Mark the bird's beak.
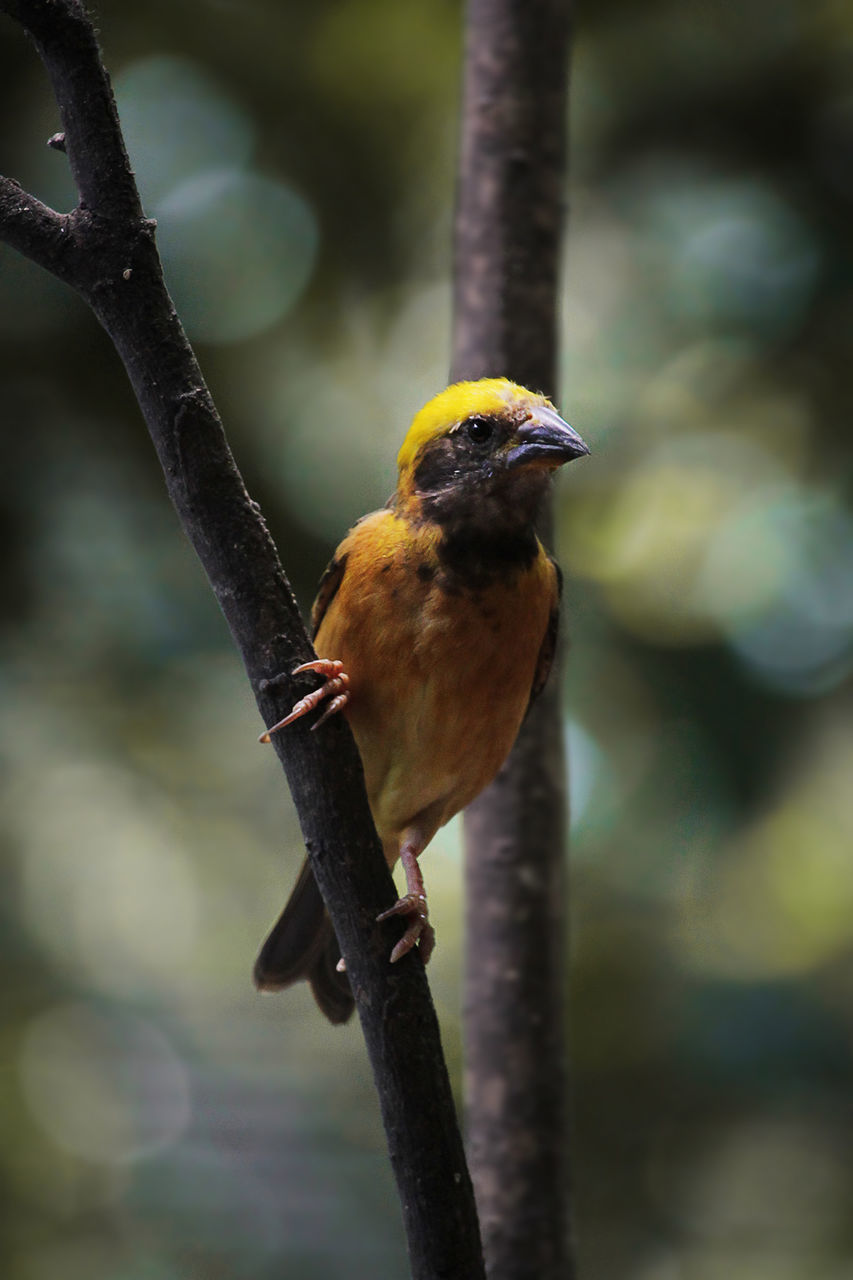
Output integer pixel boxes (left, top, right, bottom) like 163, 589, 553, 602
506, 406, 590, 469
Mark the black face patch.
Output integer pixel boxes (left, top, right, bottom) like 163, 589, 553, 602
412, 413, 513, 497
412, 437, 461, 495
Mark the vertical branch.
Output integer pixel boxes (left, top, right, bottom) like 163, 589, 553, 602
451, 1, 574, 1277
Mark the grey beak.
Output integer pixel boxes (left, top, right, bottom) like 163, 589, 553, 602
506, 406, 590, 468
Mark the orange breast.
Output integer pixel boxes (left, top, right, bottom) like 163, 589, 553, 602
314, 510, 557, 858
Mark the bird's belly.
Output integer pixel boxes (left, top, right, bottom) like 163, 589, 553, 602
329, 573, 551, 849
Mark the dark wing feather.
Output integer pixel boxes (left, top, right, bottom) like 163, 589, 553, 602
527, 558, 562, 712
310, 552, 348, 638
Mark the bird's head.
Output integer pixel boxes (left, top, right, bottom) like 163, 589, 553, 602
395, 378, 589, 524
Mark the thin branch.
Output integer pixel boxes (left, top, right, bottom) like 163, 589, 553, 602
0, 179, 77, 279
452, 0, 575, 1277
0, 2, 484, 1276
5, 0, 141, 216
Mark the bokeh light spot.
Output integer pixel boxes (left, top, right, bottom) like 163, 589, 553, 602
19, 762, 200, 993
713, 492, 853, 694
678, 799, 853, 981
155, 169, 319, 343
114, 55, 255, 208
19, 1003, 191, 1164
621, 160, 821, 342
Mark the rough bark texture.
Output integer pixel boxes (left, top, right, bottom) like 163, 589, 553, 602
0, 3, 484, 1276
451, 1, 574, 1276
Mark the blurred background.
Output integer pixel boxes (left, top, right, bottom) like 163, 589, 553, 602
1, 0, 852, 1276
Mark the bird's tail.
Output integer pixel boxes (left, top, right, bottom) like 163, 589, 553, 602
253, 858, 355, 1025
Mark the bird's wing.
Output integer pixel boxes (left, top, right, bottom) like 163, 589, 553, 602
311, 509, 400, 640
310, 552, 349, 638
527, 558, 562, 711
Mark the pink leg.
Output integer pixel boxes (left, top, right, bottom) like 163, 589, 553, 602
377, 837, 436, 964
259, 659, 350, 742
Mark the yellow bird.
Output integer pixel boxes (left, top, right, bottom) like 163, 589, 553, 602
255, 378, 588, 1022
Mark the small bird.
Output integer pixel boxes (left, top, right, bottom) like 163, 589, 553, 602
255, 378, 588, 1022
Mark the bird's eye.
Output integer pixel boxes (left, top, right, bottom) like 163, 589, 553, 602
466, 416, 493, 444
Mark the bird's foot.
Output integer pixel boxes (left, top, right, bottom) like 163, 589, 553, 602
377, 892, 436, 965
259, 659, 350, 741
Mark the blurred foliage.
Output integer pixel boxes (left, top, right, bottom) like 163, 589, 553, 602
1, 0, 852, 1277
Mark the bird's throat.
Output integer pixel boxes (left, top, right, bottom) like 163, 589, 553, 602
395, 465, 550, 589
435, 518, 540, 590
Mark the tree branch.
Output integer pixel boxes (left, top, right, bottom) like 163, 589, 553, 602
0, 2, 484, 1276
5, 0, 141, 216
0, 179, 78, 279
452, 1, 575, 1277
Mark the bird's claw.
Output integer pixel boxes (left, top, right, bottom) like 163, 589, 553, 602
259, 659, 350, 741
377, 892, 436, 965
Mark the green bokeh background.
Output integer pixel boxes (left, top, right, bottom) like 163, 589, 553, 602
2, 1, 852, 1277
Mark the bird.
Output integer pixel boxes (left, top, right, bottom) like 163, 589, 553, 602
254, 377, 589, 1023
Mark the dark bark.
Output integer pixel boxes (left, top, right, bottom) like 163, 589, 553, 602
0, 3, 484, 1276
452, 1, 575, 1277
